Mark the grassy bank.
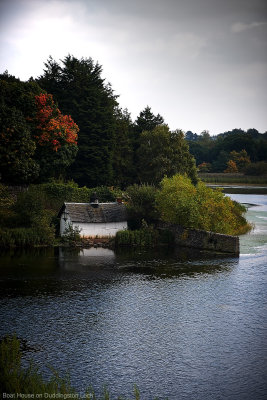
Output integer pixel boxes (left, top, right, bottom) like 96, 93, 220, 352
198, 173, 267, 184
0, 335, 165, 399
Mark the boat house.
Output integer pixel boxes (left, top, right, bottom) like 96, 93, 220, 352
58, 200, 128, 238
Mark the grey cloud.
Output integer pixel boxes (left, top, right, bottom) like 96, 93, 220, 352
232, 21, 267, 33
0, 0, 266, 133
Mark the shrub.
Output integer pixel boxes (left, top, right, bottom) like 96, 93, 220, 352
61, 224, 81, 246
0, 225, 55, 247
155, 174, 252, 235
115, 226, 159, 247
244, 161, 267, 176
125, 184, 158, 229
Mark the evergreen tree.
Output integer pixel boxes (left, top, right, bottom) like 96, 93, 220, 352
37, 55, 118, 187
134, 106, 164, 133
130, 106, 164, 182
112, 108, 134, 187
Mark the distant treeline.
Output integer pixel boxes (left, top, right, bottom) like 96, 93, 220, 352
185, 129, 267, 174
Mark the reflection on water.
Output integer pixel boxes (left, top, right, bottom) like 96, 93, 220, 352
0, 192, 266, 400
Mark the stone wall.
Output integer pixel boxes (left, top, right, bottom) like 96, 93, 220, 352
158, 221, 239, 254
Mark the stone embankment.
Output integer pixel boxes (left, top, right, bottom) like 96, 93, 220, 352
158, 221, 239, 254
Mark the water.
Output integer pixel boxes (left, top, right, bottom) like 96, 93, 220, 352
0, 192, 267, 400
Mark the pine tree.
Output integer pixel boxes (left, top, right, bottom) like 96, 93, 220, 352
37, 55, 118, 187
112, 108, 134, 187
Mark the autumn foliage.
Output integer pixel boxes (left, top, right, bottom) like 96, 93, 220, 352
0, 73, 80, 183
35, 93, 79, 151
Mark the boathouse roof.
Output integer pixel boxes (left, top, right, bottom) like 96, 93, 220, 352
59, 202, 127, 223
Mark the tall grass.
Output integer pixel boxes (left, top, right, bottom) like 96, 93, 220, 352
0, 227, 55, 248
115, 227, 174, 247
116, 228, 159, 247
0, 335, 165, 399
198, 173, 267, 184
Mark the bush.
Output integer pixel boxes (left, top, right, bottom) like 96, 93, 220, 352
0, 225, 55, 247
61, 224, 81, 246
244, 161, 267, 176
125, 184, 158, 229
155, 174, 252, 235
115, 225, 159, 247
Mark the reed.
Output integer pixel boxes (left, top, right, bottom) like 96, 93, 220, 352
198, 173, 267, 184
0, 227, 55, 248
115, 227, 174, 247
0, 335, 165, 399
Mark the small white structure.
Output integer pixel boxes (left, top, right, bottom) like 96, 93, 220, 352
58, 201, 128, 238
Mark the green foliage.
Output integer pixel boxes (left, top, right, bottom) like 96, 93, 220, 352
229, 149, 251, 171
244, 161, 267, 176
13, 187, 47, 226
0, 225, 55, 247
61, 224, 81, 245
116, 224, 159, 247
0, 100, 39, 184
0, 72, 78, 184
37, 55, 118, 187
115, 222, 174, 247
155, 174, 252, 235
134, 106, 164, 133
13, 182, 118, 216
0, 334, 78, 395
0, 182, 120, 247
198, 173, 267, 184
137, 125, 198, 185
112, 108, 134, 187
187, 129, 267, 173
0, 184, 16, 227
125, 184, 158, 229
0, 335, 163, 399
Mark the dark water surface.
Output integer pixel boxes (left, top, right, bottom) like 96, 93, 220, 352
0, 192, 267, 400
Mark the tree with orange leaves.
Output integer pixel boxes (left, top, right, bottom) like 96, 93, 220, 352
224, 160, 238, 173
0, 73, 79, 183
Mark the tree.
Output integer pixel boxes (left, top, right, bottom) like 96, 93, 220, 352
136, 125, 198, 185
155, 174, 251, 235
228, 149, 251, 171
0, 107, 39, 183
199, 130, 212, 147
125, 184, 158, 229
0, 72, 79, 183
244, 161, 267, 176
198, 162, 212, 172
112, 108, 134, 187
224, 160, 238, 173
34, 93, 79, 179
37, 55, 118, 186
211, 150, 229, 172
134, 106, 164, 133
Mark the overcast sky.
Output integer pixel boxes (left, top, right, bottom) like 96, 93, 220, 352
0, 0, 267, 135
